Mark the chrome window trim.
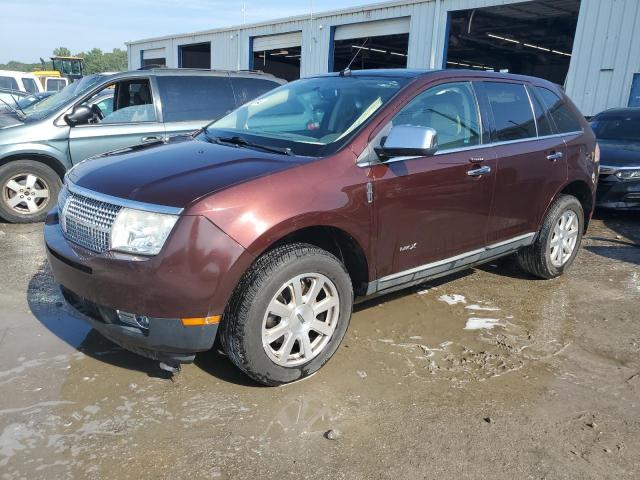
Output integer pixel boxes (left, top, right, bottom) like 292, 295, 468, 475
377, 232, 536, 284
66, 181, 183, 216
365, 131, 584, 165
524, 84, 539, 138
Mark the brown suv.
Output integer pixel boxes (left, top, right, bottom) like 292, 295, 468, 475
45, 69, 598, 385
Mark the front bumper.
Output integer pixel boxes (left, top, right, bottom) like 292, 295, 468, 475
596, 175, 640, 210
45, 208, 253, 362
61, 286, 217, 364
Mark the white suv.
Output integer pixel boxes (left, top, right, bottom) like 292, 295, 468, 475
0, 70, 44, 94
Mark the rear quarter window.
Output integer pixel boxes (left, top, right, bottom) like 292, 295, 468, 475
534, 87, 583, 134
157, 75, 236, 123
483, 82, 537, 142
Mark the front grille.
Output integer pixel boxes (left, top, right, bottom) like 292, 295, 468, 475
59, 187, 121, 253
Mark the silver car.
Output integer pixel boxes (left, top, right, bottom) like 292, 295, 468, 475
0, 69, 284, 223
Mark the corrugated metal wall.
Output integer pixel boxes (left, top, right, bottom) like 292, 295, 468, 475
127, 0, 640, 116
565, 0, 640, 115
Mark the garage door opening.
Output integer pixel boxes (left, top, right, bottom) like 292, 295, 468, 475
179, 42, 211, 69
141, 48, 166, 69
445, 0, 580, 85
332, 33, 409, 71
331, 17, 410, 72
252, 32, 302, 81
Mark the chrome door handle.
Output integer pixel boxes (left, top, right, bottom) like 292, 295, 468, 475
546, 152, 563, 161
141, 136, 163, 143
467, 165, 491, 177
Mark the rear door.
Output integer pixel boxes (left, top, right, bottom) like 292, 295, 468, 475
68, 77, 165, 163
158, 75, 237, 138
477, 80, 567, 244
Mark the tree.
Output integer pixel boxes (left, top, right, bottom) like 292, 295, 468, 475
0, 46, 128, 75
53, 47, 72, 57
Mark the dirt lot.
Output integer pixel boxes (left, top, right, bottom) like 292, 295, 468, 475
0, 212, 639, 479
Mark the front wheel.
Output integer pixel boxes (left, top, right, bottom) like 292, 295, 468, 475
0, 160, 61, 223
220, 243, 353, 386
517, 194, 584, 279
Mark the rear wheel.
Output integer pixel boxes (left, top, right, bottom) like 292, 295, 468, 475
517, 194, 584, 279
0, 160, 61, 223
220, 243, 353, 386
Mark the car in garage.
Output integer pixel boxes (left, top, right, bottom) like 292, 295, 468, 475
590, 108, 640, 210
0, 69, 284, 223
44, 69, 598, 385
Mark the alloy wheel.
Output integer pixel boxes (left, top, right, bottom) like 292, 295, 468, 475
262, 273, 340, 367
2, 173, 50, 215
549, 210, 579, 267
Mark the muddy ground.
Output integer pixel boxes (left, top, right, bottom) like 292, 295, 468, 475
1, 212, 639, 479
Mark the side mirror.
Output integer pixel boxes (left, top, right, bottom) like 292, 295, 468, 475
375, 125, 438, 160
64, 105, 93, 126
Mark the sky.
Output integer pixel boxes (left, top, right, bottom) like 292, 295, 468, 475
0, 0, 378, 63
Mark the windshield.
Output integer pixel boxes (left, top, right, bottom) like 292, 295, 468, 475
205, 75, 409, 156
591, 114, 640, 142
21, 74, 104, 121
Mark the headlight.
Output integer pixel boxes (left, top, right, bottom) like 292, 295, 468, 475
110, 208, 179, 255
615, 169, 640, 181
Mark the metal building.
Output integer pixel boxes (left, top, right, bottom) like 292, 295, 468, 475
127, 0, 640, 116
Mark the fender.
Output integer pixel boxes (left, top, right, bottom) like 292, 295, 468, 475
188, 149, 375, 279
0, 141, 71, 172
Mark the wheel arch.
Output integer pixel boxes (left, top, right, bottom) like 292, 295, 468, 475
558, 180, 594, 232
247, 224, 371, 297
0, 152, 67, 180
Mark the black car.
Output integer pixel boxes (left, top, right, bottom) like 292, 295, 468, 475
591, 108, 640, 210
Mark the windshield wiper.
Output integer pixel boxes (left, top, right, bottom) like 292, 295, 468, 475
0, 98, 25, 120
206, 133, 293, 156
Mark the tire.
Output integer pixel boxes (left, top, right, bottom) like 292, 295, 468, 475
0, 160, 61, 223
220, 242, 353, 386
517, 194, 584, 279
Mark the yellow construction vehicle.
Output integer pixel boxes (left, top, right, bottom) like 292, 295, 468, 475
32, 56, 85, 91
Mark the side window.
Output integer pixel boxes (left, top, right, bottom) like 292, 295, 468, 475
483, 82, 536, 142
528, 86, 554, 137
157, 76, 235, 122
230, 78, 281, 106
95, 96, 114, 116
0, 76, 19, 90
534, 87, 583, 134
392, 82, 481, 150
102, 79, 157, 124
46, 78, 67, 91
22, 78, 38, 94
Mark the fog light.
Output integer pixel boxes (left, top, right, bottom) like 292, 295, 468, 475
117, 310, 150, 330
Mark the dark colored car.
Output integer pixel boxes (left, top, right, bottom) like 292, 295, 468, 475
591, 108, 640, 209
0, 70, 284, 223
45, 69, 598, 385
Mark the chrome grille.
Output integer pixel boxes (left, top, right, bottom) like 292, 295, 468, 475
59, 187, 121, 253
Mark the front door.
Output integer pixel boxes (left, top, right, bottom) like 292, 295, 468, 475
370, 81, 496, 285
68, 78, 165, 164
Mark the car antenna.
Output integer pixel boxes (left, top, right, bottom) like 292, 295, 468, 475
340, 37, 369, 76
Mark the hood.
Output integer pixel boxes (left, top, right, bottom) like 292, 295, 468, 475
67, 135, 307, 208
0, 113, 24, 129
598, 139, 640, 169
